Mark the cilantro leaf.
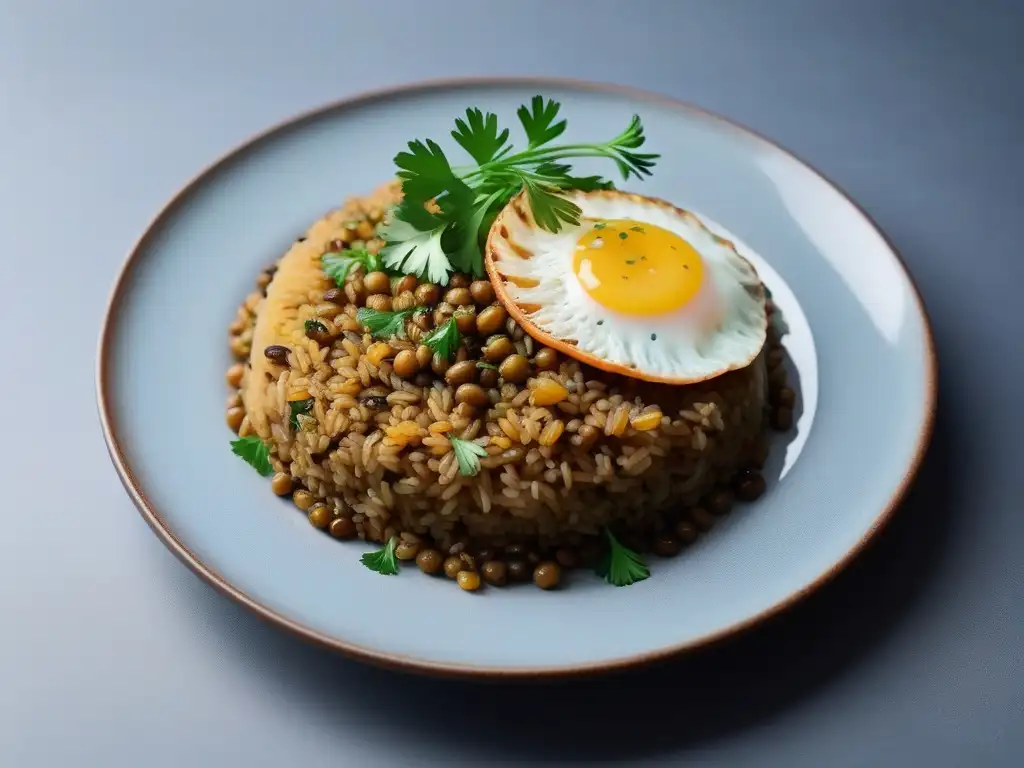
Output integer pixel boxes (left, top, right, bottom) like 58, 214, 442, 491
230, 435, 273, 477
378, 216, 452, 284
421, 317, 461, 361
360, 537, 400, 575
450, 436, 488, 477
288, 398, 314, 430
321, 248, 381, 286
355, 306, 424, 339
476, 361, 498, 371
517, 95, 567, 149
452, 107, 511, 165
595, 528, 650, 587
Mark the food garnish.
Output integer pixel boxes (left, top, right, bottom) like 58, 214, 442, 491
321, 247, 381, 286
450, 436, 488, 477
596, 527, 650, 587
476, 361, 499, 371
360, 536, 400, 575
288, 398, 314, 430
355, 306, 425, 339
303, 319, 328, 336
379, 96, 658, 283
230, 435, 273, 476
421, 317, 461, 361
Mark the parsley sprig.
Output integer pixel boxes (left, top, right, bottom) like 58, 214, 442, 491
360, 536, 400, 575
379, 96, 658, 283
230, 435, 273, 477
421, 317, 461, 361
355, 306, 425, 339
595, 528, 650, 587
450, 436, 488, 477
322, 247, 381, 286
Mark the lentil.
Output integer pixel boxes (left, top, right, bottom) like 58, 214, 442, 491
470, 280, 495, 305
652, 533, 682, 557
674, 519, 699, 544
364, 271, 390, 295
481, 560, 507, 586
270, 473, 292, 496
533, 562, 561, 590
416, 548, 444, 575
293, 489, 315, 511
329, 517, 357, 539
226, 406, 245, 433
393, 349, 419, 378
264, 345, 289, 364
708, 489, 734, 516
478, 367, 499, 389
307, 503, 332, 529
443, 555, 466, 579
364, 293, 392, 312
225, 363, 245, 388
414, 283, 441, 307
445, 361, 477, 387
499, 354, 530, 383
691, 506, 716, 532
454, 306, 477, 334
448, 273, 470, 288
772, 406, 793, 431
393, 274, 417, 296
475, 305, 507, 335
323, 287, 346, 304
457, 571, 482, 593
431, 353, 451, 377
534, 347, 559, 371
395, 540, 420, 560
555, 548, 579, 569
506, 559, 531, 583
455, 383, 489, 407
735, 470, 767, 502
483, 336, 514, 363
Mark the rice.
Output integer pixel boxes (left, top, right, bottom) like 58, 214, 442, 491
228, 182, 779, 560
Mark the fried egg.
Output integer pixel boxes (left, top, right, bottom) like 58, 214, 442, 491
484, 190, 767, 384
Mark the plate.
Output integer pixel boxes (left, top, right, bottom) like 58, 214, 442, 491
97, 78, 936, 678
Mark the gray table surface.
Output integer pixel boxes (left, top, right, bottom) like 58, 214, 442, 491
2, 0, 1022, 765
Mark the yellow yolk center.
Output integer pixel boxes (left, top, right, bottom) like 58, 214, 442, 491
572, 218, 704, 315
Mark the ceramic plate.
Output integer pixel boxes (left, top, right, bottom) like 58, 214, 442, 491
97, 78, 936, 678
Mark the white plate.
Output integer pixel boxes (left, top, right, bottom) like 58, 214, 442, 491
97, 78, 936, 677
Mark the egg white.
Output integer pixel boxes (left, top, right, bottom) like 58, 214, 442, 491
486, 190, 767, 383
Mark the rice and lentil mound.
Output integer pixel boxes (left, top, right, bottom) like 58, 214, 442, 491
225, 182, 795, 590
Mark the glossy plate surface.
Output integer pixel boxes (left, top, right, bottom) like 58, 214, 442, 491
97, 79, 935, 677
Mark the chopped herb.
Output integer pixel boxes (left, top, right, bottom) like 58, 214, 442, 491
669, 245, 677, 250
422, 317, 461, 360
360, 537, 400, 575
683, 264, 689, 270
288, 398, 314, 430
625, 259, 636, 265
476, 361, 499, 371
304, 319, 328, 336
593, 221, 607, 230
650, 333, 657, 341
230, 435, 273, 477
355, 306, 424, 339
295, 413, 318, 433
379, 96, 658, 282
640, 255, 647, 261
296, 236, 307, 242
597, 319, 604, 325
618, 231, 628, 240
629, 226, 645, 233
321, 247, 382, 286
622, 275, 629, 280
595, 528, 650, 587
450, 436, 488, 477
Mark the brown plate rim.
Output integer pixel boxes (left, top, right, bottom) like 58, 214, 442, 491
95, 75, 939, 680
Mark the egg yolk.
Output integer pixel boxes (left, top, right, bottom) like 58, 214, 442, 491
572, 218, 704, 315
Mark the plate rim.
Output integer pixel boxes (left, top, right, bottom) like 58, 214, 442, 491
95, 76, 938, 679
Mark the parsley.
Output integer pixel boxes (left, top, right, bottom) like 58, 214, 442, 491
618, 231, 628, 240
288, 398, 314, 430
592, 221, 607, 230
230, 435, 273, 477
421, 317, 461, 361
625, 259, 636, 265
450, 436, 488, 477
304, 319, 328, 336
360, 537, 400, 575
629, 226, 645, 233
321, 247, 381, 286
476, 361, 498, 371
595, 528, 650, 587
379, 96, 659, 282
355, 306, 424, 339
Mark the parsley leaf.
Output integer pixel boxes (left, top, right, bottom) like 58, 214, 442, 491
595, 528, 650, 587
321, 247, 381, 286
518, 174, 582, 232
517, 95, 567, 149
378, 217, 452, 284
230, 435, 273, 477
421, 317, 461, 361
304, 319, 328, 336
452, 107, 511, 165
450, 436, 488, 477
355, 306, 424, 339
360, 537, 400, 575
288, 398, 314, 430
476, 361, 498, 371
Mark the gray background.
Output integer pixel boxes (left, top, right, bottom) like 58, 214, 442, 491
1, 0, 1021, 765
